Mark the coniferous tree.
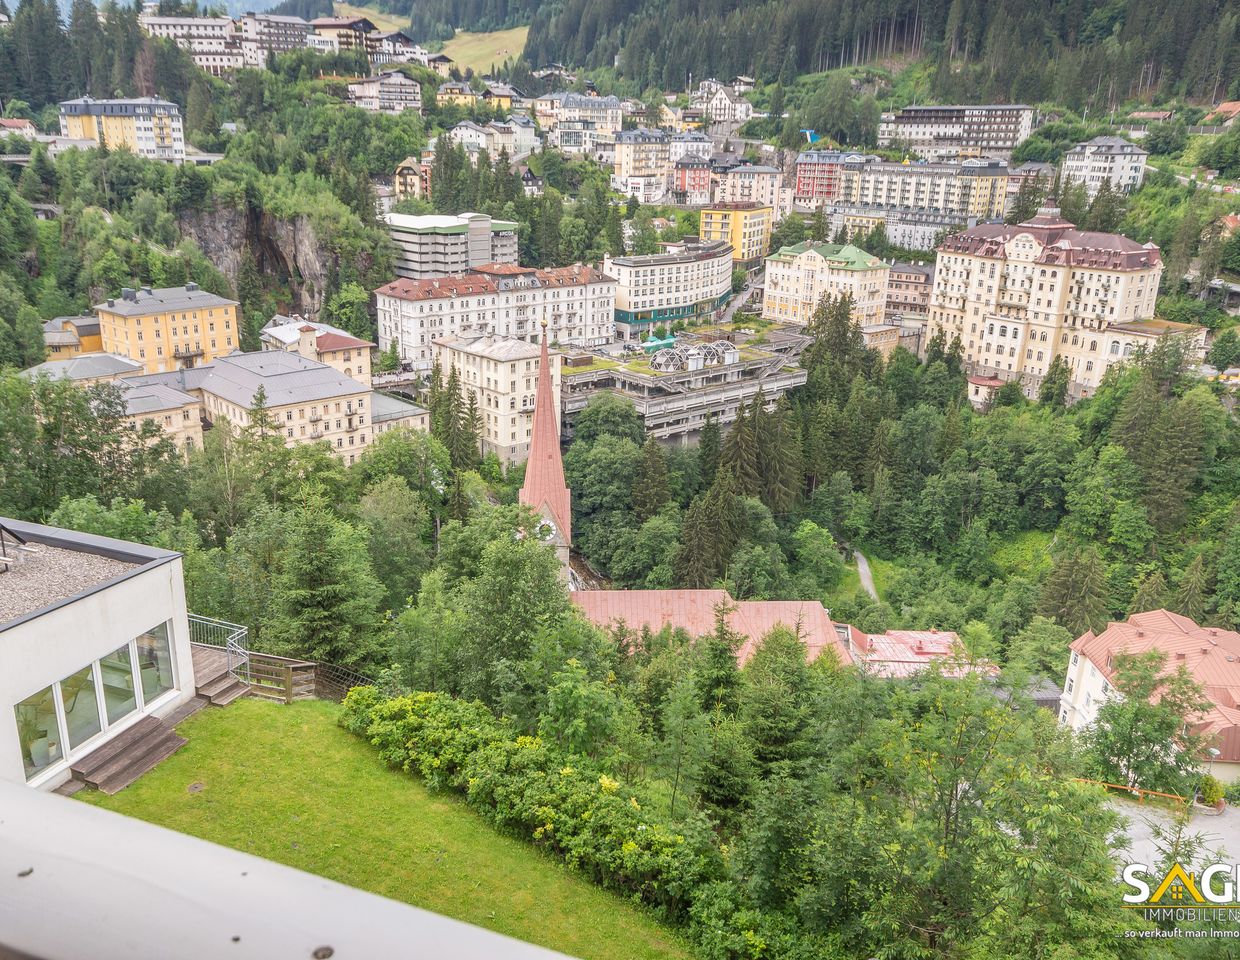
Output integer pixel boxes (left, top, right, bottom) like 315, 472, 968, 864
1175, 554, 1209, 623
1038, 355, 1071, 408
722, 403, 761, 497
761, 401, 804, 514
698, 412, 721, 487
1039, 544, 1110, 637
632, 435, 671, 522
1129, 570, 1168, 614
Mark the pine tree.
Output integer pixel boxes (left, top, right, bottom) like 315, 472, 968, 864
698, 412, 721, 487
1038, 355, 1071, 408
1129, 570, 1168, 614
632, 435, 670, 522
761, 402, 803, 514
261, 493, 383, 668
721, 404, 760, 496
1175, 555, 1209, 623
1039, 545, 1110, 637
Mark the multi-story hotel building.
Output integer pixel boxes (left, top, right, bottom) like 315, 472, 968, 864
614, 128, 669, 178
534, 92, 624, 136
346, 71, 422, 114
793, 151, 1009, 221
762, 242, 890, 326
138, 16, 244, 76
236, 13, 311, 65
715, 165, 792, 219
309, 16, 378, 57
1062, 136, 1148, 199
926, 206, 1204, 399
259, 316, 375, 386
384, 212, 519, 280
878, 104, 1035, 160
671, 156, 712, 205
394, 156, 432, 201
667, 130, 713, 166
430, 335, 562, 465
95, 284, 240, 375
699, 202, 773, 271
602, 238, 733, 340
59, 97, 185, 164
125, 351, 425, 463
885, 261, 935, 323
376, 263, 616, 370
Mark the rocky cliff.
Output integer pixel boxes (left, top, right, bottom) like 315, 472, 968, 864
178, 202, 332, 317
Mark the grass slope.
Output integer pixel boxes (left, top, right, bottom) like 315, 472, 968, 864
332, 2, 409, 34
440, 26, 530, 75
80, 699, 692, 960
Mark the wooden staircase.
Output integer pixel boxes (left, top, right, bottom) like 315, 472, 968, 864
69, 715, 188, 795
191, 644, 250, 706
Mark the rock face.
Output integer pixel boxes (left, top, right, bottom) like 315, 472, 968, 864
179, 202, 330, 316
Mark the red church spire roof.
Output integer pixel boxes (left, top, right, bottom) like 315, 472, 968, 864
519, 322, 571, 546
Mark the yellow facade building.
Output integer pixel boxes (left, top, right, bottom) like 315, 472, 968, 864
41, 317, 103, 359
58, 97, 185, 163
700, 202, 773, 271
96, 284, 241, 375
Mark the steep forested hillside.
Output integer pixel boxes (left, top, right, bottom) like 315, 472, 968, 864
518, 0, 1240, 108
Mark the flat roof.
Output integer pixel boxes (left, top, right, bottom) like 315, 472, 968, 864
0, 518, 180, 632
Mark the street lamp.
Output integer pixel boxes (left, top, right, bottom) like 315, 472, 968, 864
1208, 747, 1221, 775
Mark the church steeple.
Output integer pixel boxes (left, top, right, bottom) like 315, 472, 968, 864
519, 321, 572, 573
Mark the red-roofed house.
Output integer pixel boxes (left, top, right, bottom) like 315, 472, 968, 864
1060, 610, 1240, 780
1206, 101, 1240, 126
260, 315, 376, 386
843, 627, 995, 678
966, 374, 1005, 411
0, 118, 37, 139
572, 589, 849, 666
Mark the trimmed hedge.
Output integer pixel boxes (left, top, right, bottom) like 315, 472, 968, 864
340, 688, 722, 919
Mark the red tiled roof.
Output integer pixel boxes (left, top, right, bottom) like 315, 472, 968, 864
519, 331, 571, 547
571, 589, 850, 666
940, 211, 1161, 271
1207, 101, 1240, 122
0, 118, 36, 130
850, 628, 995, 678
1072, 610, 1240, 761
967, 375, 1005, 388
375, 275, 500, 301
316, 332, 375, 351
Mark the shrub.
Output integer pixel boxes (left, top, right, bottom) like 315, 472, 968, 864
1201, 773, 1225, 807
340, 689, 723, 919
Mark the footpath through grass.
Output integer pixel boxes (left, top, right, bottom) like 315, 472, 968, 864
80, 698, 693, 960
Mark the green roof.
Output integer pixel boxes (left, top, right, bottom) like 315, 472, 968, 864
766, 241, 886, 271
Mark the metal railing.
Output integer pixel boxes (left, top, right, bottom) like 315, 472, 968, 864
188, 614, 250, 685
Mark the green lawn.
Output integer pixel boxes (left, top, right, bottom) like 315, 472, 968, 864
80, 699, 692, 960
333, 2, 410, 33
991, 530, 1054, 581
864, 553, 905, 600
440, 26, 530, 74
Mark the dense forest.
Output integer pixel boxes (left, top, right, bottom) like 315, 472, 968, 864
520, 0, 1240, 108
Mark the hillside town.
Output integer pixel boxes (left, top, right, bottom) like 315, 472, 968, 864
3, 0, 1240, 957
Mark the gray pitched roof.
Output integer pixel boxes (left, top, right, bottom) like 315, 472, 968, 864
21, 353, 144, 381
94, 285, 238, 317
118, 380, 198, 416
201, 351, 366, 407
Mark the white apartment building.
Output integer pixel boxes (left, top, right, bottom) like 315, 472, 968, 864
138, 16, 244, 76
927, 206, 1202, 400
346, 71, 422, 114
431, 335, 562, 464
696, 87, 752, 125
534, 92, 623, 135
613, 127, 669, 181
376, 264, 616, 371
603, 238, 733, 340
1, 519, 198, 790
445, 117, 538, 158
1062, 136, 1148, 198
236, 13, 311, 66
878, 104, 1036, 160
1059, 610, 1240, 782
384, 212, 519, 280
58, 97, 185, 164
667, 130, 713, 166
763, 242, 890, 326
716, 165, 792, 219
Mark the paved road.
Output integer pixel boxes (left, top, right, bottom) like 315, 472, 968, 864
1110, 798, 1240, 865
853, 548, 878, 600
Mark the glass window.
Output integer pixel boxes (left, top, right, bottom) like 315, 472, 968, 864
16, 686, 62, 781
100, 644, 138, 724
136, 622, 175, 704
60, 665, 102, 750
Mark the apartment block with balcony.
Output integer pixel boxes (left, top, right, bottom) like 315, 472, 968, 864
877, 104, 1035, 160
612, 127, 670, 199
236, 12, 311, 65
59, 97, 185, 163
394, 155, 432, 201
671, 156, 712, 205
95, 284, 239, 375
1062, 136, 1148, 199
763, 242, 890, 327
384, 212, 519, 280
346, 70, 422, 115
138, 15, 244, 76
603, 238, 733, 340
534, 92, 623, 136
716, 165, 792, 219
885, 261, 935, 324
376, 263, 616, 370
431, 335, 561, 464
699, 202, 773, 271
926, 206, 1205, 400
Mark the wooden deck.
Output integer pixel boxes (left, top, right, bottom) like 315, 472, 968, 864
69, 715, 188, 795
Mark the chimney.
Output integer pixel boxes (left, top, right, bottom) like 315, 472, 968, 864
107, 298, 114, 307
121, 287, 136, 301
185, 282, 199, 292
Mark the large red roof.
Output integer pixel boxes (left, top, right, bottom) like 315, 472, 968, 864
315, 331, 375, 351
1072, 610, 1240, 761
571, 589, 850, 666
